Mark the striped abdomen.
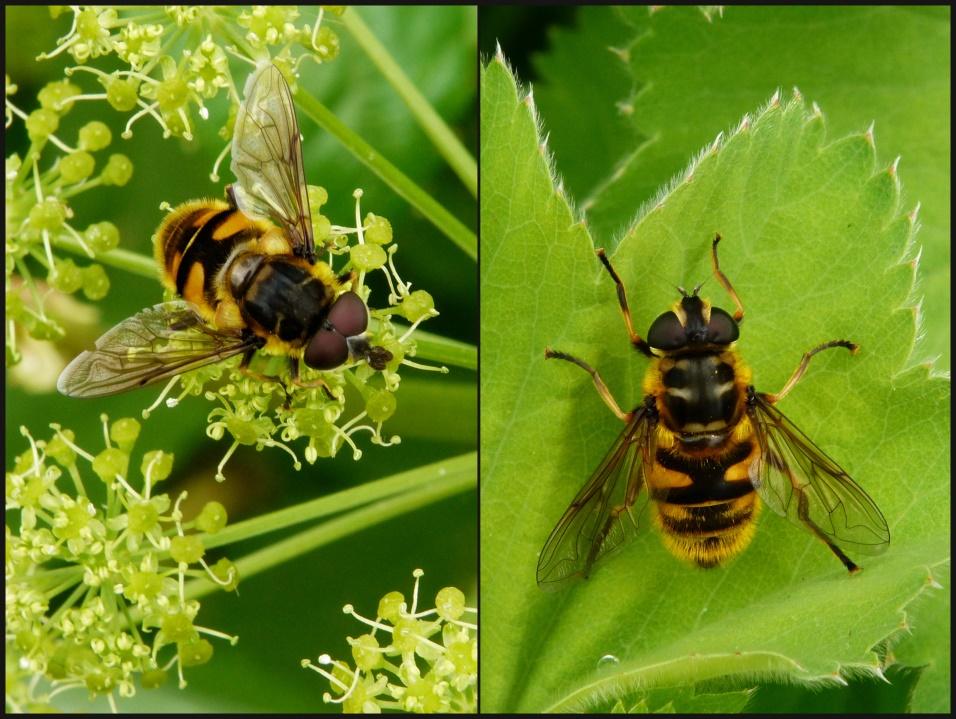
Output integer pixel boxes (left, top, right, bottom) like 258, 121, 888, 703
648, 435, 761, 567
155, 199, 262, 318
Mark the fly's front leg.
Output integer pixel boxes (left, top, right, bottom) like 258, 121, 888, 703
595, 249, 654, 357
237, 350, 295, 406
544, 347, 632, 422
765, 340, 859, 404
711, 234, 745, 321
289, 356, 336, 401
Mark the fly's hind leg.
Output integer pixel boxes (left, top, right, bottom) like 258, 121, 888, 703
225, 184, 240, 210
544, 348, 632, 422
794, 483, 861, 574
583, 495, 642, 578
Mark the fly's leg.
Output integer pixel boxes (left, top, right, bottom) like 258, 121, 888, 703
711, 234, 745, 321
237, 350, 295, 406
583, 500, 638, 579
289, 356, 336, 401
544, 348, 633, 422
794, 482, 861, 574
762, 446, 861, 573
225, 184, 240, 210
765, 340, 859, 404
595, 249, 654, 357
237, 348, 272, 383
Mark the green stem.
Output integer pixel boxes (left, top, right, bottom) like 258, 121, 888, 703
341, 7, 477, 198
187, 452, 475, 596
407, 328, 476, 371
51, 235, 158, 279
202, 452, 475, 550
292, 89, 477, 261
14, 141, 43, 187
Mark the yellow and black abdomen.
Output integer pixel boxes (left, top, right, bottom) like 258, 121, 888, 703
154, 199, 264, 322
648, 439, 761, 568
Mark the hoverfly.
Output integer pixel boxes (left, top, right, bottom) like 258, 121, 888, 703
57, 63, 390, 399
537, 236, 890, 588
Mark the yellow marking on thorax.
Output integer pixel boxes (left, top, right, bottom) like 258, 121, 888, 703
213, 301, 244, 332
256, 228, 294, 256
680, 420, 729, 432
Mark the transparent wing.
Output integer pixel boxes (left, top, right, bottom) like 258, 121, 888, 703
537, 405, 657, 590
57, 302, 258, 398
230, 63, 314, 262
748, 391, 890, 556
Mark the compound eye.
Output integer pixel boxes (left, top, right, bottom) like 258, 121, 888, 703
647, 311, 686, 350
706, 307, 739, 344
304, 328, 349, 369
328, 291, 368, 338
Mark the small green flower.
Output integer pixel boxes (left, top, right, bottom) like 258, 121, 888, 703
77, 120, 112, 151
58, 150, 96, 183
238, 6, 302, 48
114, 21, 165, 70
303, 569, 477, 713
185, 36, 229, 99
101, 153, 133, 185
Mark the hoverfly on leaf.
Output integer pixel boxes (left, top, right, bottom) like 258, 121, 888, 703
538, 236, 889, 589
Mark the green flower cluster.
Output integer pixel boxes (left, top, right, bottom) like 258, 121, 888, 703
5, 417, 238, 712
6, 74, 131, 370
38, 6, 343, 144
303, 569, 477, 713
145, 188, 443, 481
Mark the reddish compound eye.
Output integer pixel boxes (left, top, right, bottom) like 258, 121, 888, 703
327, 291, 368, 337
304, 328, 349, 369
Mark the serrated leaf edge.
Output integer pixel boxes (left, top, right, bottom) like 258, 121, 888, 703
543, 556, 947, 712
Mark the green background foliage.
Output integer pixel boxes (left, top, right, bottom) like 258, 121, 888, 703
5, 6, 475, 712
480, 7, 949, 713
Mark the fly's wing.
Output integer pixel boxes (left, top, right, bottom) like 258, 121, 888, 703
748, 392, 890, 556
536, 405, 657, 590
230, 63, 315, 262
57, 302, 258, 398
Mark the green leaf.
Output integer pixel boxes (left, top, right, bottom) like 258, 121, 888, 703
480, 55, 949, 713
609, 684, 754, 713
742, 664, 919, 713
533, 5, 950, 368
891, 561, 951, 712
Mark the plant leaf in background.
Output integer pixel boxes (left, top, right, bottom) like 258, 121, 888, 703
480, 48, 949, 714
532, 5, 950, 370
